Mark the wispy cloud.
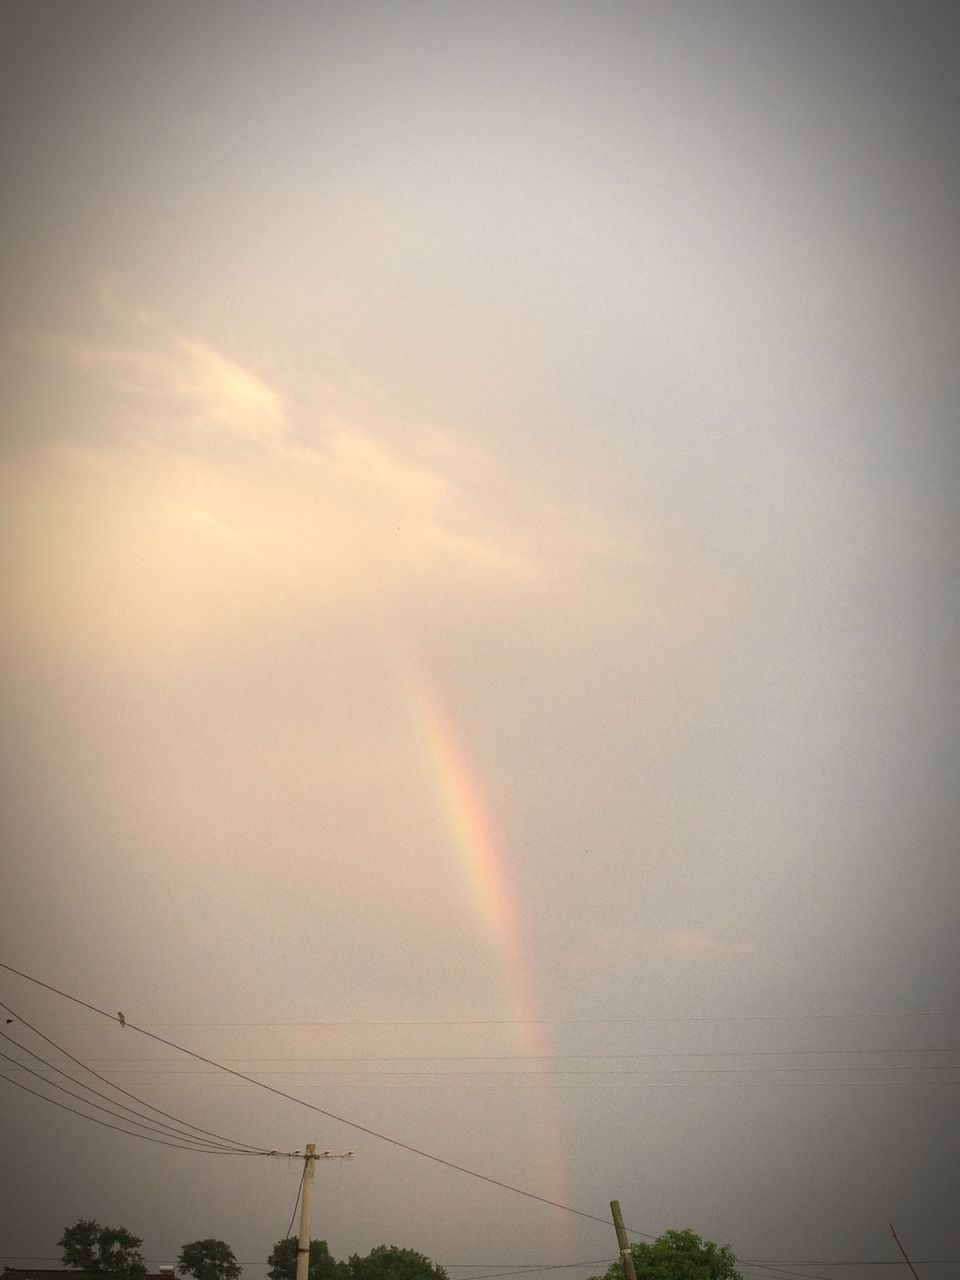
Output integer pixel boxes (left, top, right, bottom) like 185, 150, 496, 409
29, 317, 286, 444
2, 296, 567, 660
173, 335, 286, 440
6, 289, 732, 668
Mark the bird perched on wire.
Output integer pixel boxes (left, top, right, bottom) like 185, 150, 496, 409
117, 1011, 126, 1028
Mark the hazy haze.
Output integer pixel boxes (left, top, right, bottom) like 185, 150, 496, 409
2, 2, 958, 1278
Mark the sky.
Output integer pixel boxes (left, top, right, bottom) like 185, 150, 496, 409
1, 1, 959, 1278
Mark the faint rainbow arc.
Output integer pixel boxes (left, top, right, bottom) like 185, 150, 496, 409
398, 652, 574, 1223
408, 672, 534, 1023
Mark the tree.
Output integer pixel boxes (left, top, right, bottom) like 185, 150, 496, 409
348, 1246, 448, 1280
59, 1219, 147, 1280
267, 1239, 347, 1280
589, 1230, 741, 1280
179, 1241, 242, 1280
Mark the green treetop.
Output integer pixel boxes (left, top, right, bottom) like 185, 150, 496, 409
178, 1240, 242, 1280
589, 1230, 742, 1280
348, 1246, 448, 1280
267, 1238, 348, 1280
59, 1219, 147, 1280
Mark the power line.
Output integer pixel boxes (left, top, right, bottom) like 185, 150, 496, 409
50, 1049, 960, 1070
0, 1047, 264, 1151
284, 1160, 306, 1240
6, 959, 956, 1275
0, 1264, 613, 1272
29, 1014, 960, 1028
0, 997, 269, 1154
442, 1264, 613, 1271
0, 1029, 262, 1150
33, 1065, 957, 1078
741, 1264, 845, 1280
889, 1226, 922, 1280
71, 1077, 960, 1090
0, 959, 655, 1238
447, 1268, 609, 1280
5, 1262, 960, 1271
469, 1262, 645, 1280
0, 1070, 261, 1153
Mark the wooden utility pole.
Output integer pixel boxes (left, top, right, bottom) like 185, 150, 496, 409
610, 1201, 638, 1280
295, 1145, 317, 1280
295, 1145, 354, 1280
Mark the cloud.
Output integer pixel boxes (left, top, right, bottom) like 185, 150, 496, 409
1, 430, 547, 667
29, 307, 286, 444
5, 291, 734, 671
3, 304, 553, 664
173, 335, 287, 440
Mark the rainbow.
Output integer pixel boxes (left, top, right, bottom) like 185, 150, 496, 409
399, 648, 573, 1222
406, 669, 535, 1023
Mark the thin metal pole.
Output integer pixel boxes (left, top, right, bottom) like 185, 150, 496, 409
890, 1224, 921, 1280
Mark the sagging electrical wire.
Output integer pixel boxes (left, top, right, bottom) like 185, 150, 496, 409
284, 1160, 307, 1239
0, 959, 654, 1237
0, 1069, 261, 1153
0, 995, 270, 1153
0, 1031, 258, 1150
0, 1045, 261, 1150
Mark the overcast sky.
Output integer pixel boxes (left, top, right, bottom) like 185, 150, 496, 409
2, 2, 959, 1278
